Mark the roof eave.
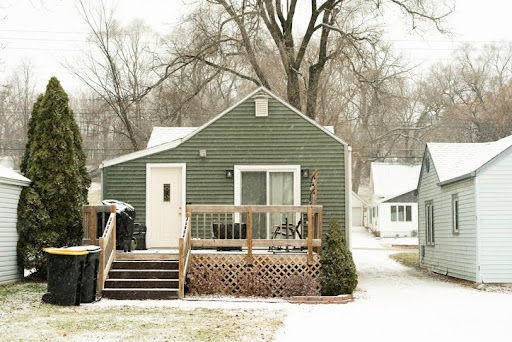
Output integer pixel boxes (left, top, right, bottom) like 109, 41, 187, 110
437, 171, 476, 187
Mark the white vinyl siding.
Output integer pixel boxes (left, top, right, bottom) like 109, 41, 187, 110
0, 183, 23, 285
418, 155, 477, 281
476, 148, 512, 283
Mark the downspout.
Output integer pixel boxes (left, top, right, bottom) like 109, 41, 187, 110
99, 163, 104, 202
345, 145, 352, 250
475, 177, 482, 283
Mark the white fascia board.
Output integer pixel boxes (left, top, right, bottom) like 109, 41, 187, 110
101, 86, 348, 169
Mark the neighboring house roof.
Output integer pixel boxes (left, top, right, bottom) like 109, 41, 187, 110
371, 162, 421, 198
146, 127, 198, 148
427, 134, 512, 185
0, 165, 31, 187
351, 191, 368, 207
101, 87, 348, 168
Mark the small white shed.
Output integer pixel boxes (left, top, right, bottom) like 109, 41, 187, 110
0, 165, 30, 285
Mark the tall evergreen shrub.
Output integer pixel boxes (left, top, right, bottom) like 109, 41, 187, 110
320, 218, 358, 295
17, 77, 89, 276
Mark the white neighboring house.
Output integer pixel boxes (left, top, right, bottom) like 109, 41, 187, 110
0, 165, 30, 285
368, 162, 421, 237
351, 191, 367, 227
418, 135, 512, 283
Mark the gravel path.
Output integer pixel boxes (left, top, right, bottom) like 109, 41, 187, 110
275, 226, 512, 342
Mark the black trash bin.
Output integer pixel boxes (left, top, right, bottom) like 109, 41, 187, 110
102, 200, 136, 252
79, 246, 102, 303
42, 247, 88, 306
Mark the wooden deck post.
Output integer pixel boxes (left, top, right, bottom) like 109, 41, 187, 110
307, 206, 313, 265
178, 237, 184, 299
111, 205, 116, 262
90, 206, 97, 245
318, 211, 323, 255
247, 206, 253, 264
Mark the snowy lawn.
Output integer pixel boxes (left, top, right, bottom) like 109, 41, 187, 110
0, 282, 284, 342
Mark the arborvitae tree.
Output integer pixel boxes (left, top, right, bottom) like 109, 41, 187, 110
20, 94, 44, 174
320, 218, 358, 295
17, 77, 89, 276
69, 108, 91, 204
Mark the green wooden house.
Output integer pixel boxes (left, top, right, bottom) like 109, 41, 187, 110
100, 87, 351, 249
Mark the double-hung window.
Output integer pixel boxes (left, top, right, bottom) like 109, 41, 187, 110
425, 201, 434, 245
452, 194, 459, 234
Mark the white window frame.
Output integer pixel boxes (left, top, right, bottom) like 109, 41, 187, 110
452, 194, 459, 234
390, 205, 413, 222
426, 201, 434, 245
234, 165, 301, 238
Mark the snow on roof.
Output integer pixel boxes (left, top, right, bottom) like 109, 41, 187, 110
428, 134, 512, 184
371, 162, 421, 197
0, 165, 30, 186
146, 127, 198, 148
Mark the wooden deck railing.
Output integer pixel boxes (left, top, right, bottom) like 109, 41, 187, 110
178, 215, 192, 299
185, 205, 323, 264
82, 205, 117, 297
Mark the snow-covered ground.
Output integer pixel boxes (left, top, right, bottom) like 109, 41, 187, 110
275, 226, 512, 342
97, 226, 511, 341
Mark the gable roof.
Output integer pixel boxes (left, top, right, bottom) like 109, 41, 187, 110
371, 162, 421, 198
101, 87, 348, 168
0, 165, 31, 187
427, 134, 512, 185
352, 191, 368, 206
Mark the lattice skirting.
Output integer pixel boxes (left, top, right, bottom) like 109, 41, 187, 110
189, 253, 321, 297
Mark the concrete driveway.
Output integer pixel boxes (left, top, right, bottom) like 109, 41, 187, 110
275, 226, 512, 342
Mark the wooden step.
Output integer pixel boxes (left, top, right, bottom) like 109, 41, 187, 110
108, 269, 179, 279
116, 253, 178, 260
112, 260, 179, 270
102, 288, 179, 300
104, 279, 178, 289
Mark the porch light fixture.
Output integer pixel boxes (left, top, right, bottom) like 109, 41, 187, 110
199, 149, 207, 158
301, 168, 309, 178
226, 169, 234, 179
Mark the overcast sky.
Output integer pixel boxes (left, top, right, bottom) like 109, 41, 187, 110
1, 0, 511, 93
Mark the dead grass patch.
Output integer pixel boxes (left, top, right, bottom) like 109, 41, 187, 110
0, 282, 284, 342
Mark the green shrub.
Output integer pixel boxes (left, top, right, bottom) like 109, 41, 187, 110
320, 218, 358, 295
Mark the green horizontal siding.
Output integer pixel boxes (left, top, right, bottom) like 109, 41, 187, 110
103, 95, 346, 237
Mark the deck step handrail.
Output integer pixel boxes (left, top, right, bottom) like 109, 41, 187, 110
98, 211, 116, 297
178, 215, 192, 299
82, 204, 117, 298
186, 204, 323, 265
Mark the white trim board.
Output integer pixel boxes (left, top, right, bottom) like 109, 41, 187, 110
145, 163, 186, 249
100, 87, 348, 168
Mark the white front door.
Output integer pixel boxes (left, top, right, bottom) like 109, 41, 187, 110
147, 165, 184, 248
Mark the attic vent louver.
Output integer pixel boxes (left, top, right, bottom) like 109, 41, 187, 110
254, 94, 269, 117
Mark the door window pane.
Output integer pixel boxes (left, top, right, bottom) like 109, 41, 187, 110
163, 184, 170, 202
269, 172, 293, 205
241, 172, 266, 205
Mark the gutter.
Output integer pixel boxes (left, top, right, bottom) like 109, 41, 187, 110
437, 171, 476, 187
